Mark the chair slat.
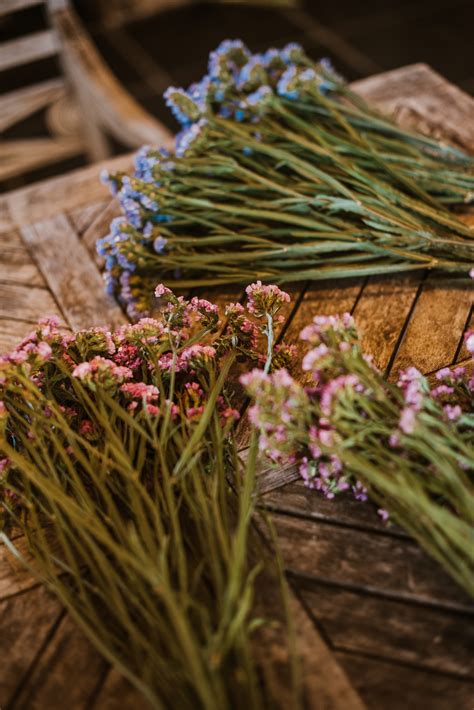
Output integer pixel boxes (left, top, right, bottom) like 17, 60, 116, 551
0, 77, 65, 133
0, 0, 43, 16
0, 29, 58, 71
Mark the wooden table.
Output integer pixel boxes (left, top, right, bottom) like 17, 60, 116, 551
1, 64, 473, 710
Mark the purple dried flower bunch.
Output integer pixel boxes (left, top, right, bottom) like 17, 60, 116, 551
99, 39, 473, 316
243, 318, 474, 595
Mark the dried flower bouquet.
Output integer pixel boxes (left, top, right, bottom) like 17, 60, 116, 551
0, 284, 299, 709
98, 40, 474, 318
243, 316, 474, 596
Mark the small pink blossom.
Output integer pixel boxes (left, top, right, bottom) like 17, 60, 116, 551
155, 284, 172, 298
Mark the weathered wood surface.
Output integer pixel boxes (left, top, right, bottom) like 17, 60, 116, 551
0, 65, 473, 710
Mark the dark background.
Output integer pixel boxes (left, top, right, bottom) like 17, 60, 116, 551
2, 0, 473, 190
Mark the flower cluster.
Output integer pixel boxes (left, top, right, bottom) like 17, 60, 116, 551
242, 316, 474, 512
0, 283, 293, 527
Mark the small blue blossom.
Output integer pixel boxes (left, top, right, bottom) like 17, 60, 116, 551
281, 42, 304, 64
143, 221, 154, 238
277, 66, 299, 99
164, 87, 201, 125
153, 236, 168, 254
176, 118, 208, 157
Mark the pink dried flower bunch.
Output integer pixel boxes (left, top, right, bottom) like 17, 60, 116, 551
0, 283, 291, 528
242, 316, 474, 514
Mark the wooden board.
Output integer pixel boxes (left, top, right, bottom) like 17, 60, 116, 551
0, 65, 473, 710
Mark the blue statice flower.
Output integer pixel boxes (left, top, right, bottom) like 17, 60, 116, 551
236, 55, 267, 91
164, 87, 202, 125
210, 39, 250, 69
133, 145, 159, 183
152, 214, 173, 224
100, 169, 119, 196
116, 251, 136, 272
319, 57, 344, 83
187, 75, 213, 114
240, 85, 273, 121
262, 48, 287, 72
143, 221, 154, 238
139, 195, 158, 212
176, 118, 208, 157
153, 236, 168, 254
219, 104, 234, 119
104, 271, 117, 296
277, 66, 322, 100
242, 147, 253, 156
277, 66, 300, 99
281, 42, 305, 65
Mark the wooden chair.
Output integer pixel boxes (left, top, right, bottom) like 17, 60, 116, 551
0, 0, 173, 184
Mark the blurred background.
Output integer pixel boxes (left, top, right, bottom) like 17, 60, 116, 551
2, 0, 473, 193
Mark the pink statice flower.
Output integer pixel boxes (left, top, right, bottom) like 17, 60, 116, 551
245, 281, 290, 318
73, 357, 132, 389
464, 330, 474, 355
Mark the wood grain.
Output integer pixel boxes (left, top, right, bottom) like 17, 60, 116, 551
12, 614, 108, 710
298, 580, 474, 677
0, 230, 44, 287
0, 586, 63, 707
0, 283, 61, 323
0, 79, 65, 133
262, 480, 408, 538
337, 650, 474, 710
68, 200, 110, 236
21, 214, 127, 330
271, 513, 473, 611
0, 30, 58, 71
390, 275, 474, 375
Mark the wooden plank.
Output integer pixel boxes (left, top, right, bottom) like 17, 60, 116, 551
390, 275, 474, 376
0, 197, 14, 235
353, 63, 474, 151
91, 668, 144, 709
0, 0, 43, 15
0, 30, 59, 72
52, 5, 175, 154
0, 586, 63, 707
271, 513, 474, 611
337, 650, 474, 710
0, 137, 84, 182
0, 78, 66, 133
68, 200, 110, 237
298, 580, 474, 677
21, 214, 127, 330
353, 273, 421, 373
0, 535, 47, 600
282, 279, 365, 366
249, 523, 366, 710
6, 153, 133, 229
262, 480, 408, 538
82, 199, 121, 258
12, 614, 108, 710
0, 230, 44, 287
0, 283, 61, 323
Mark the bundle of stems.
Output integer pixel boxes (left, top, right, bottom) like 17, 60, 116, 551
243, 318, 474, 597
99, 40, 474, 318
0, 285, 299, 708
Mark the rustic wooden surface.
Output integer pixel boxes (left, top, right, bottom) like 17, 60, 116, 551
0, 64, 473, 709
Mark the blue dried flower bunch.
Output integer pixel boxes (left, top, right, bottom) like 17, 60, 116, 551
98, 39, 474, 319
